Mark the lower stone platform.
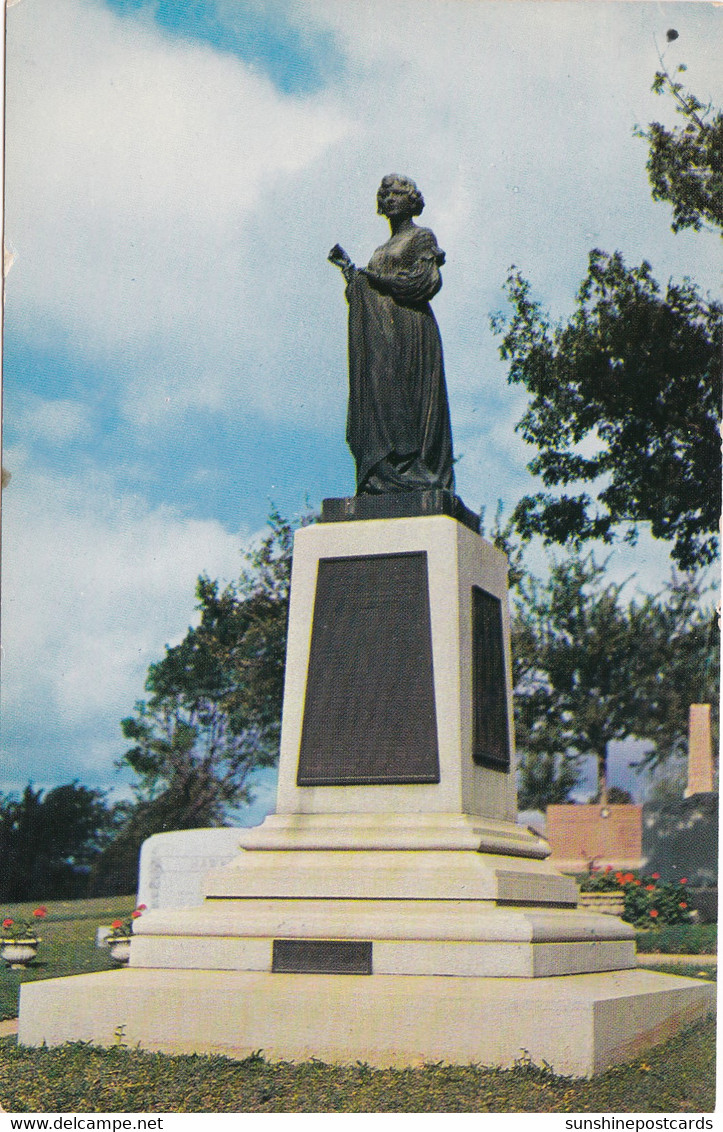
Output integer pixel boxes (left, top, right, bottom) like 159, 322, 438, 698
19, 966, 714, 1078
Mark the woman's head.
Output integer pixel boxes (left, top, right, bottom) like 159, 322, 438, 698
377, 174, 425, 218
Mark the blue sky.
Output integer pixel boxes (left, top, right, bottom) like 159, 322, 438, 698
2, 0, 720, 820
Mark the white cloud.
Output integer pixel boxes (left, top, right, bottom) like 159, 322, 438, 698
17, 396, 94, 445
1, 446, 245, 781
5, 0, 350, 419
6, 0, 721, 440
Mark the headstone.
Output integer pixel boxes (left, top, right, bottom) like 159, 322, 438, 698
685, 703, 714, 796
136, 828, 245, 910
643, 793, 718, 891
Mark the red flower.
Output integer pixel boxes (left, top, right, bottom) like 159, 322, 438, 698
645, 884, 656, 891
651, 873, 660, 880
136, 904, 147, 911
679, 878, 688, 885
633, 880, 641, 886
624, 873, 635, 883
131, 910, 143, 920
679, 902, 688, 909
33, 907, 47, 919
605, 865, 612, 873
649, 909, 659, 918
2, 918, 13, 929
111, 919, 123, 929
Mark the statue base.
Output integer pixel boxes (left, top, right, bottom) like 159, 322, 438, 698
321, 490, 480, 533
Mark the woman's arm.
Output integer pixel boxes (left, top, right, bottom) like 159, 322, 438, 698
328, 243, 355, 282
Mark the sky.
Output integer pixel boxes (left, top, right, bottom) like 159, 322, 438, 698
1, 0, 720, 821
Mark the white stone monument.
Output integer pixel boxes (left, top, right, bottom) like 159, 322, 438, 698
19, 508, 713, 1075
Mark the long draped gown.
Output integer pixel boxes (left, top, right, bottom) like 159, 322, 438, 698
344, 224, 455, 495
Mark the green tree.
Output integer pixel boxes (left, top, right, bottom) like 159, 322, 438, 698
632, 570, 719, 771
510, 554, 717, 806
493, 254, 721, 570
514, 748, 580, 813
491, 69, 722, 569
90, 510, 303, 894
635, 62, 723, 235
0, 782, 119, 901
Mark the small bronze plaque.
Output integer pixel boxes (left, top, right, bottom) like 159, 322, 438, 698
472, 586, 511, 771
272, 939, 373, 975
297, 551, 440, 785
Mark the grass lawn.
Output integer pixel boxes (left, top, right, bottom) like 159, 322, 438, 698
0, 1017, 715, 1112
0, 896, 136, 1022
635, 924, 717, 954
0, 899, 716, 1112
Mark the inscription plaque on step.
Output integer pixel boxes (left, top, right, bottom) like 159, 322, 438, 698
297, 551, 440, 785
272, 939, 373, 975
472, 586, 511, 771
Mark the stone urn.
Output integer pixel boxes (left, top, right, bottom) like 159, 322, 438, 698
108, 936, 132, 965
1, 938, 39, 969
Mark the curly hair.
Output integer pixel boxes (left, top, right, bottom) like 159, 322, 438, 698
376, 174, 425, 218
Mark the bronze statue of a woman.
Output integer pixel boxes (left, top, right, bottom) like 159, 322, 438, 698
329, 175, 455, 495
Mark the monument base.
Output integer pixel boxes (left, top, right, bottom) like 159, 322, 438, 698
19, 966, 713, 1078
18, 814, 714, 1076
16, 516, 715, 1074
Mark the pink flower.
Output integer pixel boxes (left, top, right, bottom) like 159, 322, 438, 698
605, 865, 612, 873
136, 904, 147, 911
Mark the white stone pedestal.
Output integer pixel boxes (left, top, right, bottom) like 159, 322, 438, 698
18, 515, 714, 1075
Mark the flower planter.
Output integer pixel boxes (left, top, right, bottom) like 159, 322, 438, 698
1, 937, 39, 969
108, 936, 132, 964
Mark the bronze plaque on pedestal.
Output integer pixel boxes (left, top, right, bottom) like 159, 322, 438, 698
297, 551, 440, 785
472, 586, 511, 771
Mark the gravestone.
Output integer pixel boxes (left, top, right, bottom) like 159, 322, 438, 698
136, 828, 245, 910
685, 704, 714, 797
643, 703, 718, 918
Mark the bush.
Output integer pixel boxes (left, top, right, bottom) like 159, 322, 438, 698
579, 867, 694, 927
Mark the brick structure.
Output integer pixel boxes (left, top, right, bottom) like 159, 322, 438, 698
546, 804, 643, 873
